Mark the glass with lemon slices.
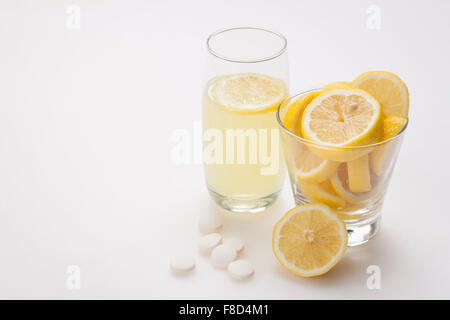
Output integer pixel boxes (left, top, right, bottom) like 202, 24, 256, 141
203, 27, 288, 212
276, 71, 408, 251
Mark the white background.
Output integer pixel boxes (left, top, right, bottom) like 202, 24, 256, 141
0, 0, 449, 299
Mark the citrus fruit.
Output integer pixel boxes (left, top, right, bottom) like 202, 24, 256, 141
293, 143, 340, 184
298, 180, 346, 209
380, 116, 407, 140
347, 154, 372, 193
330, 163, 379, 203
301, 89, 382, 161
370, 116, 407, 175
209, 73, 287, 114
302, 89, 382, 146
282, 91, 319, 134
273, 203, 348, 277
322, 81, 351, 92
352, 71, 409, 118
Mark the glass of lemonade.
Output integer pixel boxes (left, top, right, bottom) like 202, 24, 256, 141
203, 27, 288, 213
277, 90, 408, 246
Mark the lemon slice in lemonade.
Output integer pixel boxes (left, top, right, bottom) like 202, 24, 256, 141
352, 71, 409, 118
273, 203, 348, 277
209, 73, 287, 114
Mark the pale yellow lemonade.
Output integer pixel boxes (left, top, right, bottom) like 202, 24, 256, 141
202, 73, 287, 200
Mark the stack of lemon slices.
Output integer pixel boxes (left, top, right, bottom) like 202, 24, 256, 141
273, 71, 409, 277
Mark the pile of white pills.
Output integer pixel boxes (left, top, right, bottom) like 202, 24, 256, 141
170, 214, 254, 280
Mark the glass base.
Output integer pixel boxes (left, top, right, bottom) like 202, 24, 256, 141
207, 188, 281, 213
294, 191, 382, 246
345, 214, 381, 246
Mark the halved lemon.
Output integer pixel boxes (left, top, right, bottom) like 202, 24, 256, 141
352, 71, 409, 118
298, 180, 346, 210
294, 143, 340, 184
301, 89, 382, 161
283, 92, 319, 135
370, 116, 407, 175
209, 73, 287, 114
273, 203, 348, 277
302, 89, 382, 147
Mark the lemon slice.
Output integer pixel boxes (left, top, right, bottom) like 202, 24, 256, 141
302, 89, 382, 147
273, 203, 348, 277
298, 180, 346, 209
294, 143, 340, 184
330, 163, 379, 203
380, 116, 407, 140
347, 154, 372, 193
301, 89, 382, 162
322, 81, 351, 92
370, 116, 407, 175
352, 71, 409, 118
283, 92, 319, 134
209, 73, 287, 114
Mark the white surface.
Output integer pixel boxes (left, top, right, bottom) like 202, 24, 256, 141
198, 214, 223, 234
0, 0, 449, 299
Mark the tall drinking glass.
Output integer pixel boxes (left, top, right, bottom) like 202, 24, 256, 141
277, 90, 408, 246
203, 27, 289, 213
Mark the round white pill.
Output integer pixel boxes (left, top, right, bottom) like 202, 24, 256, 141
198, 215, 222, 234
170, 256, 195, 272
228, 260, 254, 280
198, 233, 222, 255
224, 237, 245, 253
210, 244, 237, 269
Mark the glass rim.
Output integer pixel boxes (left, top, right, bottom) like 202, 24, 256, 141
206, 26, 287, 63
276, 89, 409, 149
